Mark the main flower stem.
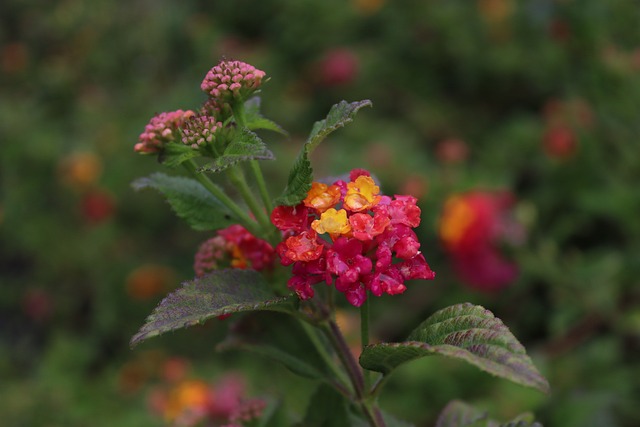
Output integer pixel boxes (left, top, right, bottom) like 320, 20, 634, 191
321, 319, 386, 427
182, 160, 261, 236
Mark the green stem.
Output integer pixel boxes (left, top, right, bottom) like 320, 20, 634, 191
182, 160, 260, 236
229, 100, 279, 244
361, 297, 372, 391
226, 166, 277, 243
250, 159, 274, 214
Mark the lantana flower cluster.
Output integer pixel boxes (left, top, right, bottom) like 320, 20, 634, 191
194, 225, 275, 277
135, 60, 266, 156
271, 169, 435, 307
439, 191, 523, 291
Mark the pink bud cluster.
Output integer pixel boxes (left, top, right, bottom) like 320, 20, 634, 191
201, 60, 266, 101
181, 115, 224, 148
134, 110, 195, 153
271, 169, 435, 307
194, 225, 275, 277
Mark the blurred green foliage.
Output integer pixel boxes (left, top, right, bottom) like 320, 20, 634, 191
1, 0, 639, 425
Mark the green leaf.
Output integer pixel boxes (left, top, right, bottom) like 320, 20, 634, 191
435, 400, 495, 427
132, 172, 235, 231
274, 100, 372, 206
158, 142, 200, 167
302, 384, 350, 427
130, 269, 292, 347
359, 303, 549, 393
217, 312, 340, 382
198, 128, 274, 173
244, 97, 288, 135
435, 400, 542, 427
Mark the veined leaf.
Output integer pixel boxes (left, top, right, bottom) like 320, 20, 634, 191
198, 128, 274, 173
132, 172, 235, 231
436, 400, 542, 427
359, 303, 549, 393
130, 269, 293, 347
435, 400, 494, 427
244, 97, 288, 135
274, 100, 372, 206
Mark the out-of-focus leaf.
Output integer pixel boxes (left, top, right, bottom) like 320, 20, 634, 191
436, 400, 543, 427
302, 383, 350, 427
132, 172, 235, 230
435, 400, 494, 427
130, 269, 293, 347
359, 303, 549, 393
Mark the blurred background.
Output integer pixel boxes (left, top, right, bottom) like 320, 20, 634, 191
1, 0, 639, 425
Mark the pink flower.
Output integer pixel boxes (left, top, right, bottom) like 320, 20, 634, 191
319, 49, 359, 87
135, 110, 195, 154
272, 169, 435, 307
201, 60, 266, 102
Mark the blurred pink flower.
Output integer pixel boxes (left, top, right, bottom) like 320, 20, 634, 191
318, 49, 359, 87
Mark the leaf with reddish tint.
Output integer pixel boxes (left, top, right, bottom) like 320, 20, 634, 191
130, 269, 293, 347
359, 303, 549, 394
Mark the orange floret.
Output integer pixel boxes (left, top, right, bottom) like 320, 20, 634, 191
304, 182, 342, 213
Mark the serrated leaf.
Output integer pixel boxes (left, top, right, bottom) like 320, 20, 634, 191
359, 303, 549, 393
217, 312, 339, 381
130, 269, 292, 347
244, 97, 288, 135
132, 172, 235, 231
274, 100, 372, 206
198, 128, 274, 173
158, 142, 200, 167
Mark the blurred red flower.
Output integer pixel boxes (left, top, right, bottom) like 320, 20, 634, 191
439, 191, 523, 291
